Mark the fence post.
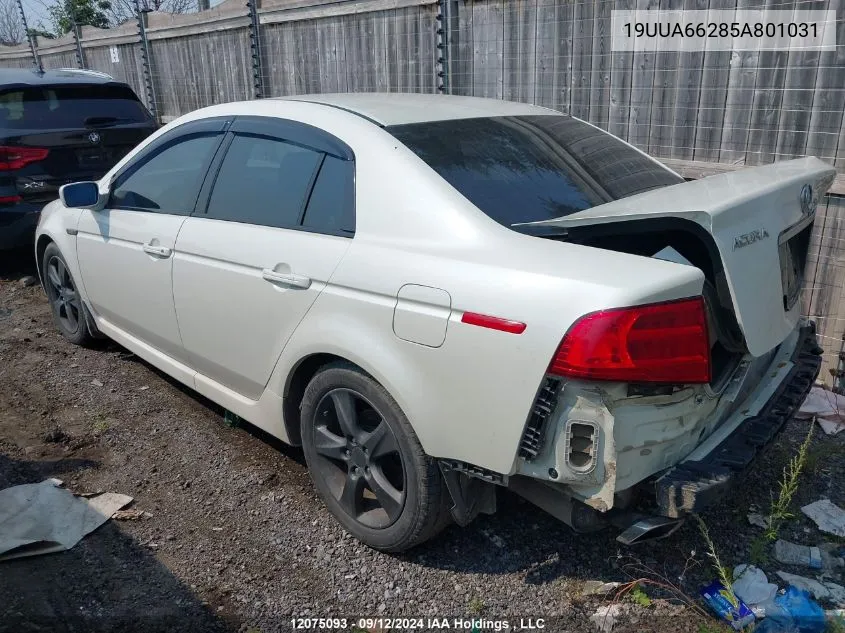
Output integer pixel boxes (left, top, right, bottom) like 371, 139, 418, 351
135, 0, 158, 121
246, 0, 264, 99
68, 12, 86, 68
435, 0, 446, 92
15, 0, 41, 72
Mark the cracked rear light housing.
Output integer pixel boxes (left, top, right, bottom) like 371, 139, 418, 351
549, 296, 710, 384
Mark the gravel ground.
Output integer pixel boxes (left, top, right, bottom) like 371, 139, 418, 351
1, 247, 843, 633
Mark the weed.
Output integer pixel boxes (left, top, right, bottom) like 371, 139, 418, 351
749, 534, 769, 567
92, 419, 110, 434
697, 623, 733, 633
627, 583, 651, 607
468, 597, 484, 615
805, 441, 838, 475
827, 614, 845, 633
764, 422, 814, 541
694, 515, 733, 592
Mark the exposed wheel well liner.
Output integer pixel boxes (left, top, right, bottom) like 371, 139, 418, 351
35, 235, 53, 287
283, 352, 358, 445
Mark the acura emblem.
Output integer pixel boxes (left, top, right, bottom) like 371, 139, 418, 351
800, 184, 816, 216
88, 131, 101, 144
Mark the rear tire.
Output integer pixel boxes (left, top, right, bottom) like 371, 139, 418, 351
300, 362, 450, 552
42, 243, 96, 346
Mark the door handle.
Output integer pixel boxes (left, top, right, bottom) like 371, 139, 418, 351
142, 243, 172, 258
261, 269, 312, 289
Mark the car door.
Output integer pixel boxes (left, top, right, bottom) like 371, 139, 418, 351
75, 118, 229, 359
172, 116, 355, 400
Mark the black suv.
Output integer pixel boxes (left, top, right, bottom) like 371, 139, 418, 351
1, 68, 157, 250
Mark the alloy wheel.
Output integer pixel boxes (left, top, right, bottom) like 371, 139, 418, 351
46, 255, 81, 333
311, 388, 406, 529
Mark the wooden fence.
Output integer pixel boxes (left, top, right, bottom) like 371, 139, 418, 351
2, 0, 845, 384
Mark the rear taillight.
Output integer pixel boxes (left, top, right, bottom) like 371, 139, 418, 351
549, 296, 710, 384
0, 195, 22, 204
0, 146, 49, 171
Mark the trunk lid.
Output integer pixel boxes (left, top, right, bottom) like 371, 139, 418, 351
520, 157, 837, 356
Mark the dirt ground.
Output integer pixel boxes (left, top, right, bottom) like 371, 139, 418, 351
1, 247, 843, 633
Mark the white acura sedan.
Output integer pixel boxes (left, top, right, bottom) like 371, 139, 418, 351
35, 94, 832, 551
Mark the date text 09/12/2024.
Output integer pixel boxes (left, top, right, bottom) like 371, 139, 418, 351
290, 618, 547, 630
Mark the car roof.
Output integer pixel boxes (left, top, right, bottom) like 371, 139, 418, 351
280, 93, 558, 126
0, 68, 120, 87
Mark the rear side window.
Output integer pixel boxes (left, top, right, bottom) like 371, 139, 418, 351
0, 84, 152, 131
302, 156, 355, 235
387, 115, 683, 233
111, 133, 222, 213
206, 134, 323, 229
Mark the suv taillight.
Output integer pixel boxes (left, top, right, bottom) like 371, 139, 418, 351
549, 297, 710, 384
0, 146, 49, 171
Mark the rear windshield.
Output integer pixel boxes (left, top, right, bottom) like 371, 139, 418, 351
387, 115, 683, 234
0, 84, 152, 131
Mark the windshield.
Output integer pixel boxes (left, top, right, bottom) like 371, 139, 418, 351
387, 115, 683, 234
0, 84, 152, 131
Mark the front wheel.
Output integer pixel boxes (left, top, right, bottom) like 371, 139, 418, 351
42, 243, 96, 346
300, 362, 450, 552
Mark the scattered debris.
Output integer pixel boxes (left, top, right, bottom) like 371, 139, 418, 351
732, 565, 778, 614
0, 479, 132, 561
700, 579, 755, 630
582, 580, 621, 596
748, 513, 768, 529
775, 572, 845, 608
481, 529, 505, 548
802, 499, 845, 537
589, 603, 626, 632
139, 385, 150, 391
43, 428, 69, 443
19, 275, 38, 288
774, 540, 823, 569
223, 410, 241, 428
797, 387, 845, 435
754, 586, 826, 633
72, 490, 104, 498
90, 378, 104, 387
112, 509, 151, 521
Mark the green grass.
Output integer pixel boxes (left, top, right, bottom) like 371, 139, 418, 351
468, 597, 484, 615
628, 584, 651, 607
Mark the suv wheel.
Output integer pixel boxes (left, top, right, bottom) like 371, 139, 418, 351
300, 362, 450, 552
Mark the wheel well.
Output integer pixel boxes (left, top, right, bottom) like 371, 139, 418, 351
35, 235, 53, 286
283, 353, 351, 446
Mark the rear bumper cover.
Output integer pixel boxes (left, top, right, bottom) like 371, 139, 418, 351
0, 202, 43, 250
655, 322, 822, 517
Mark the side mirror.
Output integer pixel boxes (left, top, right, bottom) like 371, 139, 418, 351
59, 181, 102, 210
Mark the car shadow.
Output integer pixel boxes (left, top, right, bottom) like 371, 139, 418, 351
0, 452, 235, 633
108, 348, 308, 467
0, 246, 37, 282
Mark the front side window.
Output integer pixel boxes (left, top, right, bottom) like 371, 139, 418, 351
110, 133, 222, 213
387, 115, 683, 234
205, 134, 323, 229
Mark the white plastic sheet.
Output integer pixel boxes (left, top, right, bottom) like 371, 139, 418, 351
0, 479, 132, 561
797, 387, 845, 435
